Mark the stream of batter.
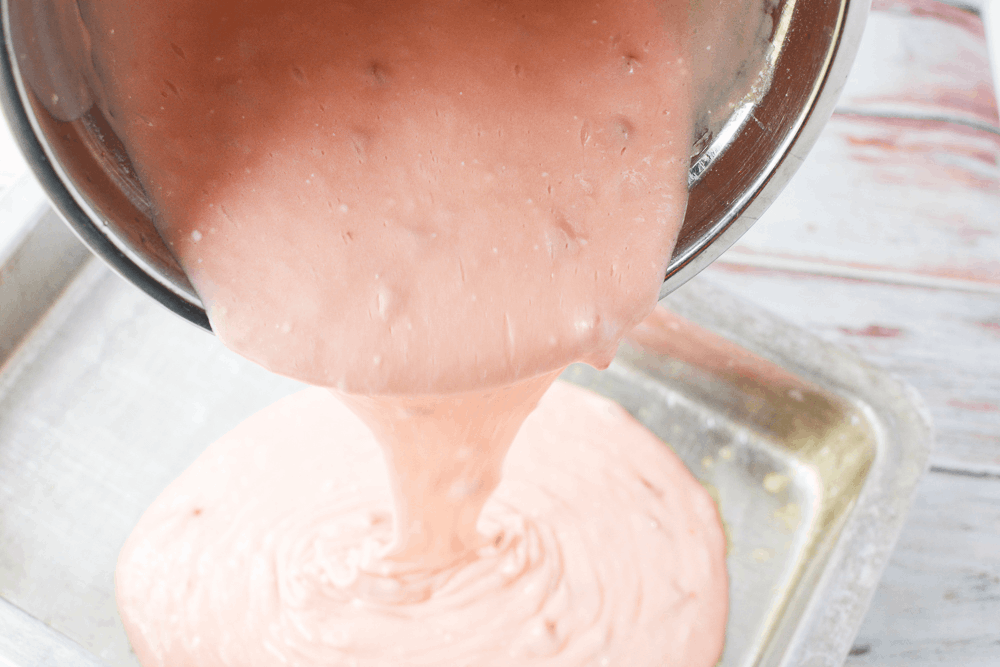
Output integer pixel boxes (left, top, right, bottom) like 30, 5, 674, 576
74, 0, 729, 663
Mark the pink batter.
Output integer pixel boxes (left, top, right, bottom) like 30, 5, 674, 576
80, 0, 730, 663
79, 0, 692, 394
117, 383, 728, 667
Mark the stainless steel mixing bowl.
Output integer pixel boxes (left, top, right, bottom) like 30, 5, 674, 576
0, 0, 869, 331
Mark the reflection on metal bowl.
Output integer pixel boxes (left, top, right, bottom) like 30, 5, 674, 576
0, 0, 869, 329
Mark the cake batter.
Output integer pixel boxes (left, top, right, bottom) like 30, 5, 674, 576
77, 0, 732, 663
117, 383, 728, 666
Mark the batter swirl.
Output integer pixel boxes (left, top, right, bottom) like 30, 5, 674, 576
117, 383, 728, 667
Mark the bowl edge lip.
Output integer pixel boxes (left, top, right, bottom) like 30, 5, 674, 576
662, 0, 873, 300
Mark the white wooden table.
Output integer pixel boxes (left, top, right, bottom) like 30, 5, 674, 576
703, 0, 1000, 663
0, 1, 997, 664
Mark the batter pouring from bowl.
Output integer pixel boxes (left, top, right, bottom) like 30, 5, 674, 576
81, 0, 730, 663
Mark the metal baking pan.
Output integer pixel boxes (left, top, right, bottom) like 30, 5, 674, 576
0, 206, 932, 667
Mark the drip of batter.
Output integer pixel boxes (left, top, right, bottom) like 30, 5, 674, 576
81, 0, 732, 663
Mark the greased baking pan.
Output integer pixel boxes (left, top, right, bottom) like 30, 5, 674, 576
0, 209, 931, 667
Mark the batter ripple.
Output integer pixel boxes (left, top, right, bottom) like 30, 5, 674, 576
117, 382, 728, 667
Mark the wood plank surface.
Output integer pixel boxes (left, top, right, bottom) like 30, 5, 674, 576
846, 1, 999, 127
845, 469, 1000, 667
727, 114, 1000, 288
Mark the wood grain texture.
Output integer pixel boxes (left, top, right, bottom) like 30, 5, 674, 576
728, 114, 1000, 287
844, 470, 1000, 666
850, 1, 999, 128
